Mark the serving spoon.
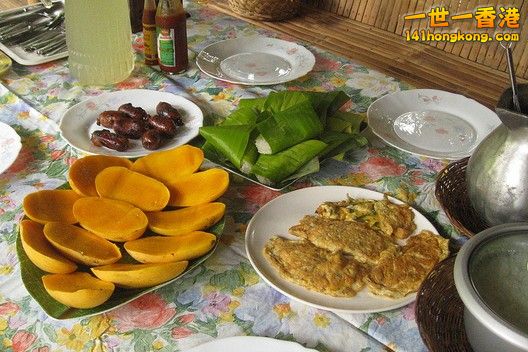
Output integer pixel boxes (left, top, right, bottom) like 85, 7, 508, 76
502, 42, 522, 112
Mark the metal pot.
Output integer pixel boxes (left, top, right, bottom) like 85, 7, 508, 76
466, 84, 528, 226
453, 223, 528, 352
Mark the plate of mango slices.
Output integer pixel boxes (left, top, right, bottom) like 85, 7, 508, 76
16, 145, 228, 320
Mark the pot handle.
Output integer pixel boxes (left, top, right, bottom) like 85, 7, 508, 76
495, 108, 528, 130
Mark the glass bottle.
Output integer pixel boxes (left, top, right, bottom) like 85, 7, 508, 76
143, 0, 158, 65
155, 0, 188, 74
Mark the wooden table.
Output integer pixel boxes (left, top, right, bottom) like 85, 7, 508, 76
0, 0, 30, 11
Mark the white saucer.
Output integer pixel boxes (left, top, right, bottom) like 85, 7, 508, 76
0, 122, 22, 174
196, 37, 315, 85
367, 89, 501, 160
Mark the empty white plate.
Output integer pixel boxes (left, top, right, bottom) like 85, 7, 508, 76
367, 89, 501, 160
196, 37, 315, 85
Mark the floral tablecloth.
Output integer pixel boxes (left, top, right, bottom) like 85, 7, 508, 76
0, 1, 467, 351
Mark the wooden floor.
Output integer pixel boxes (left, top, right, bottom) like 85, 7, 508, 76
210, 2, 526, 109
0, 0, 32, 11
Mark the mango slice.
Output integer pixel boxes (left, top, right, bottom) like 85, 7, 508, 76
167, 168, 229, 207
42, 272, 115, 308
124, 231, 216, 263
131, 145, 204, 185
95, 166, 170, 211
20, 220, 77, 274
68, 155, 133, 197
91, 261, 188, 289
43, 222, 122, 266
73, 197, 148, 242
23, 190, 82, 225
147, 202, 225, 236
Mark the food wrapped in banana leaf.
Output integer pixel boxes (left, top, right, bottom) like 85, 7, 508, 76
199, 90, 367, 188
252, 139, 327, 185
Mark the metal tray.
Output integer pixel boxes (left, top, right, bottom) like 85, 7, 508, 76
0, 0, 66, 66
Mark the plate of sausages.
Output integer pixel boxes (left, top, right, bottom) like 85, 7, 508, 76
59, 89, 203, 158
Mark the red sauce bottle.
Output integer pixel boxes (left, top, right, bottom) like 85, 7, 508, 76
142, 0, 158, 65
156, 0, 188, 74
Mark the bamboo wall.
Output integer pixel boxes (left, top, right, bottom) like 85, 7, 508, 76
305, 0, 528, 79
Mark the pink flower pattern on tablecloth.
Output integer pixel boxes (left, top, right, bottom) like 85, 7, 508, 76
109, 293, 176, 332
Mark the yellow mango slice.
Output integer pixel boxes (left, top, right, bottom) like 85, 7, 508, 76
68, 155, 132, 197
167, 168, 229, 207
91, 261, 188, 289
131, 145, 204, 184
95, 166, 170, 211
43, 222, 121, 266
73, 197, 147, 242
19, 220, 77, 274
42, 272, 115, 308
124, 231, 216, 263
147, 202, 225, 236
23, 190, 82, 225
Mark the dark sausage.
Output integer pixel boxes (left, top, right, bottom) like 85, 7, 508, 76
118, 103, 149, 121
113, 118, 145, 139
96, 110, 128, 128
147, 115, 177, 137
156, 102, 184, 126
91, 129, 129, 151
141, 129, 165, 150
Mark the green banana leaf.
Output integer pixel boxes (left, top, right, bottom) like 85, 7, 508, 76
255, 101, 323, 154
303, 91, 351, 119
222, 106, 261, 126
238, 97, 267, 112
240, 142, 259, 174
252, 139, 327, 184
200, 125, 254, 169
319, 131, 369, 158
201, 90, 367, 189
329, 111, 365, 133
262, 91, 312, 113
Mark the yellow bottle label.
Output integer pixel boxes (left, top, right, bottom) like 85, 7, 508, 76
143, 24, 157, 62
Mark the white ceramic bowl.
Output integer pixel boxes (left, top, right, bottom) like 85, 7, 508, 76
454, 223, 528, 352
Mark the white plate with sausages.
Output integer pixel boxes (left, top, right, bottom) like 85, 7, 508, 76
59, 89, 203, 158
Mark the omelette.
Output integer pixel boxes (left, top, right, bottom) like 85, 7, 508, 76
316, 195, 416, 239
288, 215, 399, 266
365, 230, 450, 298
264, 236, 367, 297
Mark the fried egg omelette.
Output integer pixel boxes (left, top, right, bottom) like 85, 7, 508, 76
365, 230, 450, 298
264, 236, 367, 297
316, 195, 416, 239
289, 215, 399, 266
263, 197, 449, 300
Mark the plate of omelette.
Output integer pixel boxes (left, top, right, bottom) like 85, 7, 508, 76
245, 186, 449, 313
